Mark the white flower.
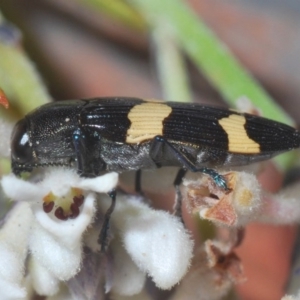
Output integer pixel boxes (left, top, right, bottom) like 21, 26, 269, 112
78, 194, 194, 297
0, 168, 118, 298
0, 168, 194, 299
0, 202, 32, 299
110, 195, 194, 291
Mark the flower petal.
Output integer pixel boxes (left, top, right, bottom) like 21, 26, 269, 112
110, 195, 194, 289
0, 202, 32, 297
110, 238, 146, 296
78, 172, 119, 193
1, 174, 44, 202
29, 221, 82, 281
0, 280, 27, 299
33, 192, 96, 249
29, 256, 60, 296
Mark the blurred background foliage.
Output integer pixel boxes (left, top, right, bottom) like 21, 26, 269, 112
0, 0, 300, 299
1, 0, 300, 167
1, 0, 300, 117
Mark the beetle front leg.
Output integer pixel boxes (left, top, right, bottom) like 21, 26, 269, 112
72, 128, 88, 176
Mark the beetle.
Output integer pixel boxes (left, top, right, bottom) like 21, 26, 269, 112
11, 97, 300, 177
10, 97, 300, 249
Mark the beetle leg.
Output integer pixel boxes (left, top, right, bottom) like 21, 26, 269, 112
98, 189, 116, 252
199, 168, 229, 190
135, 167, 185, 222
72, 128, 87, 176
151, 136, 230, 191
173, 168, 186, 222
135, 169, 143, 195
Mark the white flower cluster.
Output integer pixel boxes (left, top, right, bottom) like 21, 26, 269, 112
3, 164, 299, 299
0, 168, 194, 299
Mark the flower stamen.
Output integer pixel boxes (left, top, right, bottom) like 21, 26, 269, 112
42, 188, 84, 220
54, 207, 69, 220
43, 201, 54, 213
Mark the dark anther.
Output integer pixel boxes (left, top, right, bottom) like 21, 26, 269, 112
73, 195, 84, 207
43, 201, 54, 213
54, 207, 68, 220
70, 203, 80, 219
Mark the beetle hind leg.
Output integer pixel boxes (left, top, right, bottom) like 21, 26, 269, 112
135, 169, 144, 195
173, 168, 186, 222
151, 136, 230, 191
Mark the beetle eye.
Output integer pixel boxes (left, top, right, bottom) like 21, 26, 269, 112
11, 119, 33, 163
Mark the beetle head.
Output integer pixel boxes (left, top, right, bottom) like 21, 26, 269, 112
11, 118, 34, 175
11, 100, 85, 175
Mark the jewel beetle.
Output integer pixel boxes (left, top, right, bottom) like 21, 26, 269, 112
11, 97, 300, 178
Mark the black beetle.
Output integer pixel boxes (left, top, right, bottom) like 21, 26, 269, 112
11, 97, 300, 180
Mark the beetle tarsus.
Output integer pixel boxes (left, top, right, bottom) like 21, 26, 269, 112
200, 168, 230, 191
